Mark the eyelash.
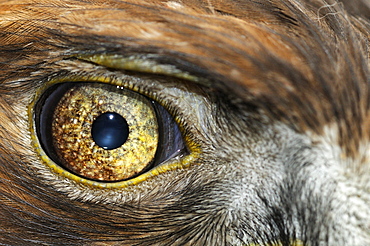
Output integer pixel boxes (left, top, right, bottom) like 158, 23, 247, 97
29, 71, 202, 189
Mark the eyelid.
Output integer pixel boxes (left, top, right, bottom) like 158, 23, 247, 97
29, 68, 202, 189
77, 54, 201, 83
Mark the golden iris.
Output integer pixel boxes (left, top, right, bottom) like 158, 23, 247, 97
51, 83, 159, 181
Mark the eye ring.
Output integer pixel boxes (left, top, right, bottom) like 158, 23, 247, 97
29, 77, 201, 189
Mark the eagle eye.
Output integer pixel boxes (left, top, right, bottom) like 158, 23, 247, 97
33, 82, 188, 183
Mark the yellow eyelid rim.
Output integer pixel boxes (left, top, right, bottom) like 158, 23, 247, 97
246, 240, 303, 246
29, 63, 201, 189
77, 54, 202, 83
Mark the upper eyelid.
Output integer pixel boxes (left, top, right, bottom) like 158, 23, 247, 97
37, 55, 215, 134
39, 56, 211, 101
76, 54, 202, 84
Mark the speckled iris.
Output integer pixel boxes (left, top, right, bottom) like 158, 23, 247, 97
49, 83, 159, 181
92, 112, 129, 150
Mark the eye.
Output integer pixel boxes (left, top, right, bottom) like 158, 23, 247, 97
34, 82, 187, 183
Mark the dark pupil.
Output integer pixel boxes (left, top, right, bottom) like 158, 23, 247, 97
92, 112, 129, 150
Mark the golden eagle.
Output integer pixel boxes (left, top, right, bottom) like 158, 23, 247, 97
0, 0, 369, 245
